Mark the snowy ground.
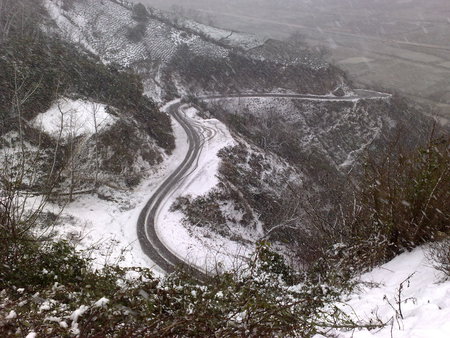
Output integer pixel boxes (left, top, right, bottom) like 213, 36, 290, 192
321, 247, 450, 338
53, 101, 188, 274
48, 98, 449, 336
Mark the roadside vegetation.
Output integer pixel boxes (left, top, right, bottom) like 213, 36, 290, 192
309, 134, 450, 275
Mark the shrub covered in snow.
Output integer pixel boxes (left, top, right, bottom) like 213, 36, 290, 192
427, 238, 450, 279
0, 239, 377, 337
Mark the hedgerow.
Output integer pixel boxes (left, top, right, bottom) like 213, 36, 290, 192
0, 241, 379, 337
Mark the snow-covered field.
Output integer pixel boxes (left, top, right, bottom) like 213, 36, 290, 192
321, 247, 450, 338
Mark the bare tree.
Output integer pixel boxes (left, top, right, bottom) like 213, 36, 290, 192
91, 102, 103, 189
0, 0, 42, 44
1, 71, 62, 250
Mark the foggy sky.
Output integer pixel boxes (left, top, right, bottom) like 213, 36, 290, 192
136, 0, 450, 12
134, 0, 450, 39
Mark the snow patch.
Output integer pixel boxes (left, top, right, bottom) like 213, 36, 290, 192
5, 310, 17, 320
33, 98, 115, 139
70, 304, 89, 335
94, 297, 109, 308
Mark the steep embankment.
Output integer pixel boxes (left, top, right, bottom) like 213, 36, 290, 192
41, 0, 441, 271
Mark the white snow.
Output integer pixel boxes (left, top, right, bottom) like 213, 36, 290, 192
53, 100, 191, 274
54, 100, 253, 275
94, 297, 109, 308
70, 304, 89, 335
44, 0, 97, 55
323, 247, 450, 338
5, 310, 17, 319
39, 300, 53, 312
33, 98, 115, 139
178, 105, 234, 197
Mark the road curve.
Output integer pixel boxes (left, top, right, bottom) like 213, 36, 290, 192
137, 90, 390, 281
137, 101, 208, 281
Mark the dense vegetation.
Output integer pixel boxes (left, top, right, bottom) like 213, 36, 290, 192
167, 49, 346, 99
173, 132, 450, 272
0, 236, 377, 337
1, 132, 448, 336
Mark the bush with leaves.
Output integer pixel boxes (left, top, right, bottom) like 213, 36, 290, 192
0, 241, 382, 337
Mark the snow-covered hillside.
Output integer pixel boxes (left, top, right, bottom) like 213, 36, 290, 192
2, 0, 448, 336
323, 248, 450, 338
45, 0, 346, 102
52, 102, 244, 274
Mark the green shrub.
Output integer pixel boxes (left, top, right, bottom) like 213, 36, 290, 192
0, 240, 90, 290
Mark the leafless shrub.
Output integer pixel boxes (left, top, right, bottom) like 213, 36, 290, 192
326, 134, 449, 273
0, 0, 44, 44
427, 239, 450, 279
283, 130, 450, 277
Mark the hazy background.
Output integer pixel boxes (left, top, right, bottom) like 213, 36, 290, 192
136, 0, 450, 122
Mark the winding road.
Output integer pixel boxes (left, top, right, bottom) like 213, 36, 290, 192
137, 90, 390, 281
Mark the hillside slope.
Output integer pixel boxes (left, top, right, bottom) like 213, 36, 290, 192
42, 0, 440, 265
45, 0, 349, 102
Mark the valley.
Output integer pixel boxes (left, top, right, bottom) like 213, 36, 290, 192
141, 0, 450, 124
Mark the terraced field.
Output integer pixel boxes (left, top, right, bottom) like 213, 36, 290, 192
47, 0, 346, 102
